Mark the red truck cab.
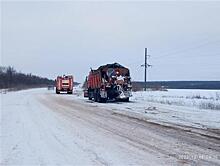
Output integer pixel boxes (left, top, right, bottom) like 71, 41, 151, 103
55, 75, 73, 94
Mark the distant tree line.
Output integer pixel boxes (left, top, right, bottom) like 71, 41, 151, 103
0, 66, 54, 89
132, 81, 220, 91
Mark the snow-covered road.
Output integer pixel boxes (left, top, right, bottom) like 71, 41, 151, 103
1, 88, 220, 165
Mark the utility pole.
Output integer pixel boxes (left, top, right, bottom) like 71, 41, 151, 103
141, 48, 152, 91
144, 48, 147, 91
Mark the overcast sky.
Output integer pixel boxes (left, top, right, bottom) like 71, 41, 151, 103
1, 1, 220, 82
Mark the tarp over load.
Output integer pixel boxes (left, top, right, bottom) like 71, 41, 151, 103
91, 63, 130, 77
97, 63, 127, 70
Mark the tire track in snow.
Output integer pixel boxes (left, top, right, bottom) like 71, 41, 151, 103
38, 93, 220, 165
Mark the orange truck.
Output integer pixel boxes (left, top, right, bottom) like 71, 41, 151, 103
84, 63, 132, 102
55, 75, 73, 94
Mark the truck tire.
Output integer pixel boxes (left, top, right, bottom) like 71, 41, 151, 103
124, 98, 129, 102
94, 95, 98, 102
88, 89, 92, 100
97, 92, 101, 103
100, 98, 107, 103
94, 89, 98, 102
56, 89, 60, 94
67, 91, 73, 94
120, 98, 129, 102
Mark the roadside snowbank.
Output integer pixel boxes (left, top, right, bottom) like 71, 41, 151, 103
71, 87, 220, 129
133, 89, 220, 110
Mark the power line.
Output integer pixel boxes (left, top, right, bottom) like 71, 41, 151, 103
153, 39, 220, 60
152, 53, 220, 63
152, 35, 216, 55
126, 60, 143, 66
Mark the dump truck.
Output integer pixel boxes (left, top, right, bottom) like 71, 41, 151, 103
55, 75, 73, 94
84, 63, 132, 102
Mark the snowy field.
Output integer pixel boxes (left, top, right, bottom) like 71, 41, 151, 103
72, 87, 220, 129
134, 89, 220, 110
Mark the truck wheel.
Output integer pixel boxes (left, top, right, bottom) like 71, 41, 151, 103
121, 98, 129, 102
94, 90, 98, 102
124, 98, 129, 102
94, 95, 98, 102
97, 94, 101, 103
100, 98, 107, 103
97, 90, 104, 103
95, 89, 102, 103
56, 89, 60, 94
88, 92, 92, 100
68, 91, 73, 94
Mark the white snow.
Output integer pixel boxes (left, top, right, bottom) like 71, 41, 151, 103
1, 88, 171, 165
1, 89, 97, 165
133, 89, 220, 110
73, 87, 220, 129
1, 87, 220, 165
